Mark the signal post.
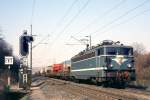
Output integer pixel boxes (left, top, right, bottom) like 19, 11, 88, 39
19, 31, 33, 90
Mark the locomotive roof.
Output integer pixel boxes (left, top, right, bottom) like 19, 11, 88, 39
71, 40, 133, 59
95, 44, 132, 49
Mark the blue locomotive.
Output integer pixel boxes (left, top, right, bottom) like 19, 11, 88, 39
71, 40, 136, 87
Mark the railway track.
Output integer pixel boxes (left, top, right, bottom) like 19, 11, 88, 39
45, 78, 150, 100
45, 79, 116, 100
124, 88, 150, 96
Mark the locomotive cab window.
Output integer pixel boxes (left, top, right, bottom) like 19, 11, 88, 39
105, 47, 133, 55
106, 47, 117, 55
118, 47, 133, 55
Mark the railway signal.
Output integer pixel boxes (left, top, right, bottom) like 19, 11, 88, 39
19, 30, 34, 90
20, 31, 34, 56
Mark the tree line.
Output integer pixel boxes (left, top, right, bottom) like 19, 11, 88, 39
133, 43, 150, 85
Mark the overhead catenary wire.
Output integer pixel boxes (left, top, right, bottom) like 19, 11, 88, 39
65, 8, 150, 63
73, 0, 126, 37
64, 0, 150, 58
41, 0, 149, 63
70, 36, 87, 45
50, 0, 91, 48
32, 34, 50, 49
96, 8, 150, 35
64, 0, 125, 57
32, 1, 77, 64
91, 0, 150, 36
58, 0, 90, 34
43, 0, 79, 62
51, 0, 79, 34
48, 0, 91, 62
66, 0, 126, 46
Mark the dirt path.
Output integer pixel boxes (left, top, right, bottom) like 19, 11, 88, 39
29, 87, 48, 100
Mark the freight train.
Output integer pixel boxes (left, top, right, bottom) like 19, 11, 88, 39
45, 61, 71, 80
45, 40, 136, 87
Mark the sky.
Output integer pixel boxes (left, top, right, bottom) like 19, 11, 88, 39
0, 0, 150, 68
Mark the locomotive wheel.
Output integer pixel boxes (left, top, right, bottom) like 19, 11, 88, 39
96, 81, 102, 86
102, 82, 109, 87
74, 79, 80, 83
70, 76, 76, 82
120, 82, 126, 89
115, 81, 126, 89
71, 77, 80, 83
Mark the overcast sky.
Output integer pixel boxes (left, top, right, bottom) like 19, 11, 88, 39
0, 0, 150, 68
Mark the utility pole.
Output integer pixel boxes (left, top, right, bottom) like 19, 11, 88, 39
85, 35, 91, 49
30, 25, 32, 75
29, 24, 33, 88
90, 35, 91, 49
19, 30, 33, 90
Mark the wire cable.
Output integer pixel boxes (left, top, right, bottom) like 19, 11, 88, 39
48, 0, 91, 61
74, 0, 126, 36
32, 34, 50, 49
64, 1, 150, 60
65, 0, 126, 46
50, 0, 91, 48
96, 8, 150, 35
57, 0, 90, 37
91, 0, 150, 36
51, 0, 78, 34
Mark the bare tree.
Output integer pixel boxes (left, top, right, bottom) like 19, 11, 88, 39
132, 42, 150, 83
132, 42, 146, 57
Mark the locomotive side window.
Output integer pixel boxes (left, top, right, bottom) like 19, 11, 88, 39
72, 51, 95, 62
97, 48, 104, 56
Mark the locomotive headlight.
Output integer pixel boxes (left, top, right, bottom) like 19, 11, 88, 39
110, 64, 113, 67
127, 64, 132, 68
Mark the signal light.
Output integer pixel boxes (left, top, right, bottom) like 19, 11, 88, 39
20, 32, 34, 56
22, 36, 29, 56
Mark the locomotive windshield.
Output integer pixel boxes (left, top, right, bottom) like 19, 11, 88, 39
106, 47, 133, 55
118, 47, 133, 55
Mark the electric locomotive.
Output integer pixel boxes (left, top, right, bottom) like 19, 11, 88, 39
71, 40, 136, 87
